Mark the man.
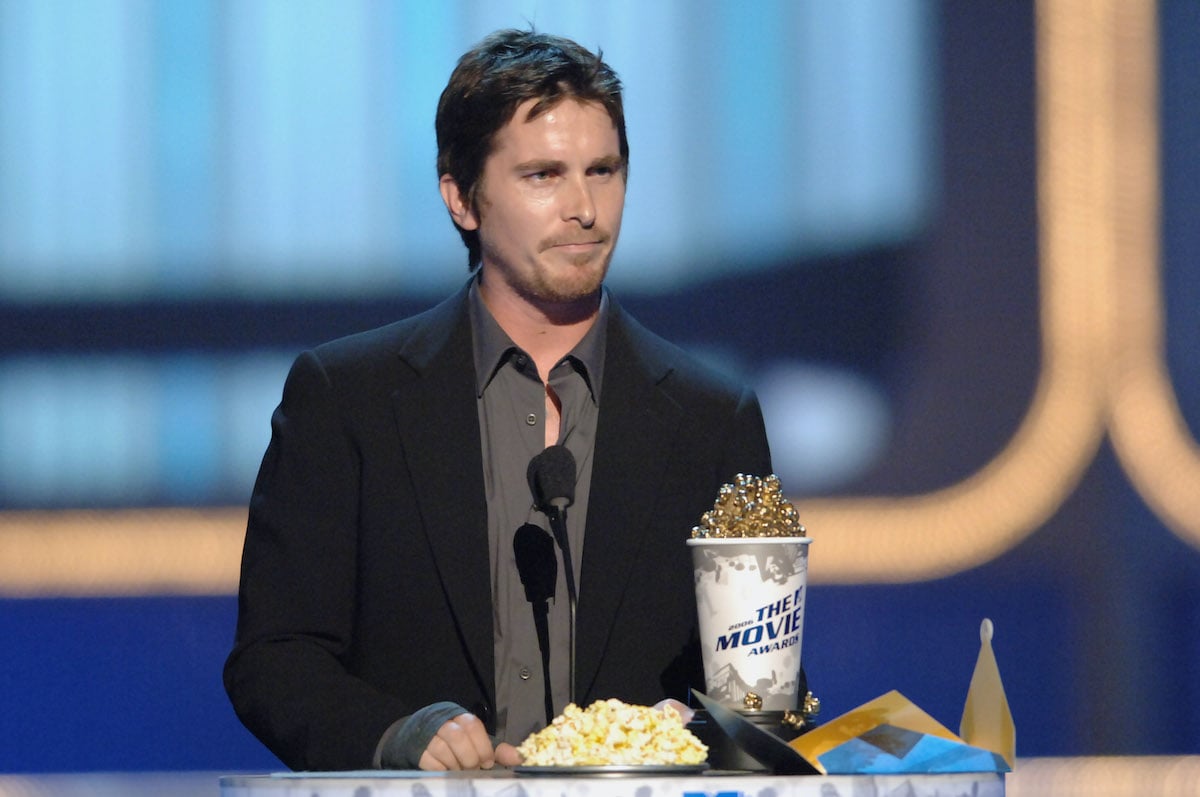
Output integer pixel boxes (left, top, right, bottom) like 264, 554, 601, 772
224, 29, 773, 771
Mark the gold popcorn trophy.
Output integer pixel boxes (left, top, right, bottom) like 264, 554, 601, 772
686, 475, 818, 770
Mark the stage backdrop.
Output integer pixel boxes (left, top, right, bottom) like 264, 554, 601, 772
1, 0, 1197, 773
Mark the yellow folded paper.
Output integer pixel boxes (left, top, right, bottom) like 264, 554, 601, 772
960, 618, 1015, 767
788, 690, 960, 766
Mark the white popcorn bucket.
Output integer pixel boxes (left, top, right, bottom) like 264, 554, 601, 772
687, 536, 812, 712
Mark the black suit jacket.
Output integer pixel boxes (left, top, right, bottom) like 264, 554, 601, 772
224, 282, 772, 770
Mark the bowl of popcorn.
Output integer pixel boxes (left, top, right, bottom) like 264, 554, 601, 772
514, 698, 708, 774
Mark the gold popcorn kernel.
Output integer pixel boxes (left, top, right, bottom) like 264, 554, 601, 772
689, 474, 807, 539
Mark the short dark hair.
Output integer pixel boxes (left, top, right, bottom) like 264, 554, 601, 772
436, 29, 628, 270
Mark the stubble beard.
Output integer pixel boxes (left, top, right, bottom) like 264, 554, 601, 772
528, 246, 612, 305
488, 233, 615, 308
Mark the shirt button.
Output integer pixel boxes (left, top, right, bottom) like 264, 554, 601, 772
526, 413, 537, 426
519, 667, 532, 680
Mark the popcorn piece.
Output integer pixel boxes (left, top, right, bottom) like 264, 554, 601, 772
517, 699, 708, 766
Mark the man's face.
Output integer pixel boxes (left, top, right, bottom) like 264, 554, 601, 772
446, 97, 626, 309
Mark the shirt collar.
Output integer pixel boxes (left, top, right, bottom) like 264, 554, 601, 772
468, 275, 607, 403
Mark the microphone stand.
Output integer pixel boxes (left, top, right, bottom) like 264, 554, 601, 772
532, 597, 553, 725
547, 501, 578, 706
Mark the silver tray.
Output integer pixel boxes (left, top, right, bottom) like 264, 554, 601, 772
513, 763, 709, 777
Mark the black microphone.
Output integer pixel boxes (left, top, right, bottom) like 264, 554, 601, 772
527, 444, 576, 513
527, 445, 578, 604
513, 523, 556, 725
527, 445, 578, 704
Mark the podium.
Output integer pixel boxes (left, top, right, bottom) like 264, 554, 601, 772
220, 769, 1006, 797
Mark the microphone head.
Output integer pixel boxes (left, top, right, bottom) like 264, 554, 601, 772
513, 523, 557, 603
527, 445, 576, 510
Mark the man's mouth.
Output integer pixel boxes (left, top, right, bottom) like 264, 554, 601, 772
552, 241, 599, 250
543, 234, 607, 252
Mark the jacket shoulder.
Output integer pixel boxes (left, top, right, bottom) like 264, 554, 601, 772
308, 285, 470, 376
610, 303, 752, 403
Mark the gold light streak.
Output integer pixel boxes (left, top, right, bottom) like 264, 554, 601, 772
0, 509, 244, 596
1102, 2, 1200, 549
0, 0, 1196, 595
1008, 756, 1200, 797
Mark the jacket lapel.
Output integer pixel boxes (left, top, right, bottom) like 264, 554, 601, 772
389, 285, 495, 706
575, 304, 683, 697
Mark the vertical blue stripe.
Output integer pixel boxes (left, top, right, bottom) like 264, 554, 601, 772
386, 0, 462, 286
0, 2, 62, 282
158, 356, 222, 502
0, 1, 32, 269
710, 0, 793, 247
154, 0, 219, 292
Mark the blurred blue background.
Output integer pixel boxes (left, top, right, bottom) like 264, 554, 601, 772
1, 0, 1198, 776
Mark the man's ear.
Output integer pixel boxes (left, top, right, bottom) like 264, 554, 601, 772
439, 174, 479, 231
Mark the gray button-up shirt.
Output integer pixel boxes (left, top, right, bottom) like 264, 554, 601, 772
469, 279, 607, 744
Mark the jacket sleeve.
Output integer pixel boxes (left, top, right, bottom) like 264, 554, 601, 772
223, 350, 410, 770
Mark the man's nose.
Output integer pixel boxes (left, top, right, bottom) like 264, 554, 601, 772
563, 177, 596, 227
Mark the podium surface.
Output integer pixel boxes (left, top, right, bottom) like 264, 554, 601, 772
221, 769, 1005, 797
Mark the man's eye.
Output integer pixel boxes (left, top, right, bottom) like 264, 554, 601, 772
593, 164, 624, 179
528, 171, 553, 181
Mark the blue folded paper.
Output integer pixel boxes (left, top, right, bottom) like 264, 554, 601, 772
817, 723, 1011, 774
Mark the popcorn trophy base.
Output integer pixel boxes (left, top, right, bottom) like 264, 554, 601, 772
689, 689, 819, 771
687, 536, 813, 770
